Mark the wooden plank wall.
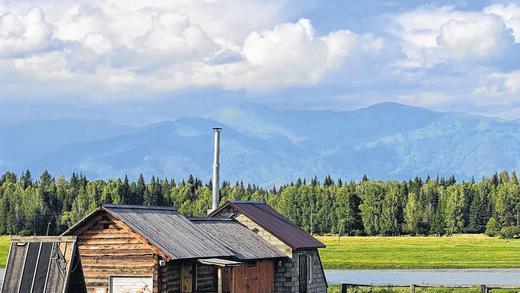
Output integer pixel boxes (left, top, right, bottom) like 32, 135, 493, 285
76, 214, 159, 293
232, 260, 274, 293
196, 264, 217, 291
159, 262, 181, 292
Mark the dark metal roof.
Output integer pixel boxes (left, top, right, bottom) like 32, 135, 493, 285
209, 201, 325, 250
64, 205, 236, 260
2, 236, 86, 293
190, 218, 286, 260
102, 205, 235, 260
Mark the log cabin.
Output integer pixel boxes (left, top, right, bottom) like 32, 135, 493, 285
56, 202, 327, 293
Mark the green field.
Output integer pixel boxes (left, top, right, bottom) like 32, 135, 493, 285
0, 234, 518, 271
0, 236, 9, 268
317, 234, 520, 269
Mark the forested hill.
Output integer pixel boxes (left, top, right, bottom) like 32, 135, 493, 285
2, 102, 520, 185
0, 170, 518, 237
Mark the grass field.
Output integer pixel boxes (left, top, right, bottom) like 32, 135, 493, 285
317, 234, 520, 269
0, 236, 9, 268
0, 234, 517, 271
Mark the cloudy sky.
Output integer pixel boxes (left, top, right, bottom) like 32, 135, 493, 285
1, 0, 520, 125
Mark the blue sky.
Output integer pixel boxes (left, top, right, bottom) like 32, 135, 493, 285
1, 0, 520, 125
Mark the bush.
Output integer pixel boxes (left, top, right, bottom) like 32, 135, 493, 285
485, 218, 499, 237
18, 229, 32, 236
353, 230, 365, 236
499, 226, 520, 239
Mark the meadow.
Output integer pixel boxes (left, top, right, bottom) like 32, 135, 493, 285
317, 234, 520, 269
0, 236, 9, 268
0, 234, 518, 269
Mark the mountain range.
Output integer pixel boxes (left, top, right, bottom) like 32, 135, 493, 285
1, 102, 519, 186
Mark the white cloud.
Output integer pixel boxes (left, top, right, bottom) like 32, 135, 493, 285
112, 18, 378, 93
476, 71, 520, 97
13, 51, 72, 80
133, 12, 218, 60
437, 14, 514, 61
484, 3, 520, 42
0, 1, 379, 95
0, 8, 54, 57
390, 5, 516, 67
223, 18, 369, 91
1, 0, 520, 122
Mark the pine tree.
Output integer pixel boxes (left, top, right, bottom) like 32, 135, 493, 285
20, 169, 32, 189
135, 174, 146, 205
120, 175, 130, 204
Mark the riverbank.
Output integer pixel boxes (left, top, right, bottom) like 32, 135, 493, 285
317, 234, 520, 269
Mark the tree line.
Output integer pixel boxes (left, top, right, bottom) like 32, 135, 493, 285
0, 170, 519, 237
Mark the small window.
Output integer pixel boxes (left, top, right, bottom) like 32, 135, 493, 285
247, 260, 257, 267
109, 276, 153, 293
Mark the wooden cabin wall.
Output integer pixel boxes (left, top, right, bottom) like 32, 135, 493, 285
196, 264, 218, 292
159, 261, 181, 293
232, 260, 274, 293
75, 214, 159, 293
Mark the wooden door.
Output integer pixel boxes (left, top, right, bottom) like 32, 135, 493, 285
232, 260, 274, 293
299, 255, 307, 293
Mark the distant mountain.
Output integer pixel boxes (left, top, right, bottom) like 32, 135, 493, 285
2, 103, 520, 185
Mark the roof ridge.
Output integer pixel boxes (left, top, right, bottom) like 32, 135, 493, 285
230, 200, 264, 204
189, 217, 233, 222
103, 204, 177, 211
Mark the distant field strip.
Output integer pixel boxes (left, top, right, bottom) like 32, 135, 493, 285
0, 236, 9, 268
317, 234, 520, 269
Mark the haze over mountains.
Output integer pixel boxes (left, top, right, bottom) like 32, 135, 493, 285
1, 102, 519, 186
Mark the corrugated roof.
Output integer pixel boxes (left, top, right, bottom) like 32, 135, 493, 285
65, 205, 236, 260
2, 236, 85, 293
102, 205, 235, 260
190, 218, 286, 260
209, 201, 325, 250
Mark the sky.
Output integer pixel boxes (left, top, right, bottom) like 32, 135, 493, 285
1, 0, 520, 125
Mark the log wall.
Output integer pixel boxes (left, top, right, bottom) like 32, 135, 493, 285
76, 214, 160, 293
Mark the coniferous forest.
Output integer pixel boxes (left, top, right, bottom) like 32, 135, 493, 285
0, 170, 519, 237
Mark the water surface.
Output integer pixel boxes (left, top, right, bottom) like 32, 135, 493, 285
325, 269, 520, 286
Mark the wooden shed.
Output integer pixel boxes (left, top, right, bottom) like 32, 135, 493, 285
63, 204, 285, 293
1, 236, 86, 293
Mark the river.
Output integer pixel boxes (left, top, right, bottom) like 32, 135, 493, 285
1, 269, 518, 287
325, 269, 520, 286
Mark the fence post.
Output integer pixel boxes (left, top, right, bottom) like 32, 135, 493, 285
410, 284, 416, 293
341, 284, 348, 293
480, 285, 488, 293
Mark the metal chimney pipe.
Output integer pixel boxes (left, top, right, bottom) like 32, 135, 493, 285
211, 128, 222, 213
